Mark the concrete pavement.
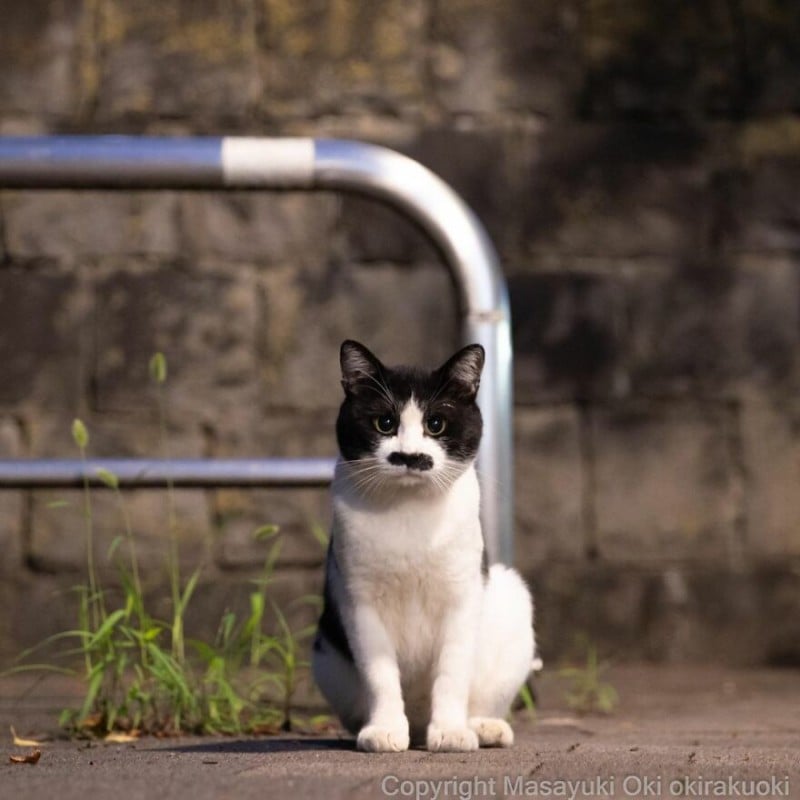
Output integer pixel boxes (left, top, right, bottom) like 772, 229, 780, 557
1, 665, 799, 800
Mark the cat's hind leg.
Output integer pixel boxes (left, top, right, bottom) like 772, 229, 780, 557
311, 635, 367, 736
468, 564, 534, 748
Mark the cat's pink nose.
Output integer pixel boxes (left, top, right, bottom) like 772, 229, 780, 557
387, 452, 433, 472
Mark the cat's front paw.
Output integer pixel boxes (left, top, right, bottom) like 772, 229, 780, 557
468, 717, 514, 748
426, 724, 479, 752
357, 723, 410, 753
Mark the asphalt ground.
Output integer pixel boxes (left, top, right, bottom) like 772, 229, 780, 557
1, 665, 799, 800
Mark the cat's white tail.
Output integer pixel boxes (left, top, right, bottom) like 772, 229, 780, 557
469, 564, 535, 720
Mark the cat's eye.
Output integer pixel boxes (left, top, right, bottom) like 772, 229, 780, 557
373, 414, 396, 435
424, 415, 447, 436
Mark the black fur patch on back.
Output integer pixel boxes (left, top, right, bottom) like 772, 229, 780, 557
315, 544, 354, 663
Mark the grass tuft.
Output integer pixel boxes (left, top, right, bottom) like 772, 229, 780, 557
7, 353, 319, 737
559, 637, 618, 715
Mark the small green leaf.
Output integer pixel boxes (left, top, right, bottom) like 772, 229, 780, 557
265, 539, 283, 571
107, 535, 124, 560
177, 568, 202, 614
249, 592, 264, 620
253, 524, 280, 541
95, 467, 120, 490
309, 522, 329, 549
58, 708, 77, 729
517, 682, 536, 716
141, 626, 162, 642
72, 419, 89, 449
149, 352, 167, 384
87, 608, 127, 648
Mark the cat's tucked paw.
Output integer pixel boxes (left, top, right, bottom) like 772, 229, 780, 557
426, 724, 479, 752
357, 723, 410, 753
468, 717, 514, 748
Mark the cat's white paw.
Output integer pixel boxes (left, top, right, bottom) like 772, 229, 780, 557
357, 723, 410, 753
426, 724, 479, 752
468, 717, 514, 748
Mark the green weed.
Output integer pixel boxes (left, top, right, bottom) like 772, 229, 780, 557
7, 353, 319, 737
515, 679, 537, 719
559, 638, 618, 715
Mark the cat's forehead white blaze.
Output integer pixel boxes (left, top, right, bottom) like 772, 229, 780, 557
397, 397, 426, 451
374, 396, 445, 470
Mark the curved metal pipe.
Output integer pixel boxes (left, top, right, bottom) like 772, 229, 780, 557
312, 141, 514, 565
0, 136, 513, 564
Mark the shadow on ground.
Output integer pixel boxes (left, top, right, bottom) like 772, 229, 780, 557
156, 737, 355, 754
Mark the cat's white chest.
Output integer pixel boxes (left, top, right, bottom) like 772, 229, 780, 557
332, 463, 482, 579
332, 464, 483, 661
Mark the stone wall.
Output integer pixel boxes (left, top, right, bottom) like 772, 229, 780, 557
2, 0, 800, 666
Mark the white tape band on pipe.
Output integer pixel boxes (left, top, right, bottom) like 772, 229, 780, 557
221, 137, 315, 187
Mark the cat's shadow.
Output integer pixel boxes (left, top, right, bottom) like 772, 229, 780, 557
152, 736, 356, 754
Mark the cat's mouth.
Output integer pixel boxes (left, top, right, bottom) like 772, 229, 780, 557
385, 452, 438, 487
391, 469, 433, 488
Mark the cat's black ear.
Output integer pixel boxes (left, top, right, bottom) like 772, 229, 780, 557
340, 340, 385, 396
437, 344, 485, 398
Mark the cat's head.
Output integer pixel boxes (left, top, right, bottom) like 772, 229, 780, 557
335, 340, 484, 494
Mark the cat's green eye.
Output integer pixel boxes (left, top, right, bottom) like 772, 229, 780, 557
424, 415, 447, 436
373, 414, 396, 435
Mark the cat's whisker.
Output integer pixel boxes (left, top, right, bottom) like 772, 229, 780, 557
341, 460, 382, 476
431, 471, 449, 494
339, 457, 385, 476
345, 460, 394, 498
346, 466, 377, 483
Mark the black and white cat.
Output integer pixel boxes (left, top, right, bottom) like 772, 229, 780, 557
312, 340, 535, 752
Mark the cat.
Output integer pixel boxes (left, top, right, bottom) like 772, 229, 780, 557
312, 340, 535, 752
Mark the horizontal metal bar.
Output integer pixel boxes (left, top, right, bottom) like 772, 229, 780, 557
0, 136, 318, 189
0, 458, 337, 489
0, 136, 225, 188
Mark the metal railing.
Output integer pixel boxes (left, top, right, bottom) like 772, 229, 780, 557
0, 136, 514, 564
